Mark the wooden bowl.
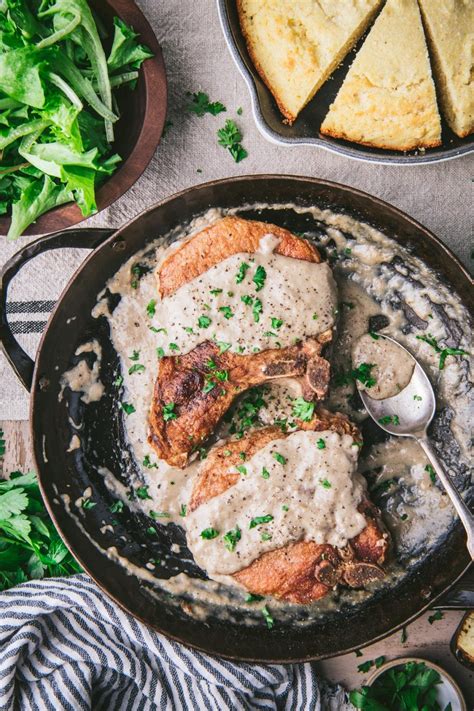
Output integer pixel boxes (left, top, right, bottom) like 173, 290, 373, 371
0, 0, 167, 238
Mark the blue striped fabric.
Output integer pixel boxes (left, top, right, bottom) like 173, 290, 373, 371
0, 574, 351, 710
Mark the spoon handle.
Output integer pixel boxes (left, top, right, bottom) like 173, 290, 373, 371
418, 437, 474, 560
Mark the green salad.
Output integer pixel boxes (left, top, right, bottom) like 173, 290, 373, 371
0, 0, 153, 240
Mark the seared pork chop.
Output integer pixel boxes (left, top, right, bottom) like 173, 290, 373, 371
149, 216, 335, 467
189, 411, 389, 604
149, 338, 331, 468
157, 215, 320, 298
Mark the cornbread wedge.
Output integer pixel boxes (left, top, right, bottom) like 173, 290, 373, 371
419, 0, 474, 138
321, 0, 442, 150
237, 0, 383, 124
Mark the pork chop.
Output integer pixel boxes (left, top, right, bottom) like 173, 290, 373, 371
189, 411, 389, 604
149, 216, 335, 467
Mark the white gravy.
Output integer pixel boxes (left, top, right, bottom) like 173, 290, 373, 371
186, 430, 366, 575
151, 249, 337, 357
352, 333, 415, 400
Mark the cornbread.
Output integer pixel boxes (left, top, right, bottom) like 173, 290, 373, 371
321, 0, 442, 150
237, 0, 383, 124
419, 0, 474, 138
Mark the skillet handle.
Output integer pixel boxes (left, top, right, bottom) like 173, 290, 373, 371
0, 227, 114, 392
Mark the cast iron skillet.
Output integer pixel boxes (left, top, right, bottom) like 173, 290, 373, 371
217, 0, 474, 165
1, 176, 472, 662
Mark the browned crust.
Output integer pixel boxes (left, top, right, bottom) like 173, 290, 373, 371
158, 216, 319, 298
149, 339, 332, 468
236, 0, 297, 124
320, 124, 443, 151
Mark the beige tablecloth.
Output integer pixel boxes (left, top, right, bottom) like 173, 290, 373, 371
1, 0, 473, 420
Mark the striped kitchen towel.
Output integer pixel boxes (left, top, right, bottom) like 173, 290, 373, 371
0, 574, 353, 711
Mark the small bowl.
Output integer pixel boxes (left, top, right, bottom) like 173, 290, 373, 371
366, 657, 467, 711
0, 0, 167, 237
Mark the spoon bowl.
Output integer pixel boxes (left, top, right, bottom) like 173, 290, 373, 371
357, 336, 436, 437
356, 334, 474, 559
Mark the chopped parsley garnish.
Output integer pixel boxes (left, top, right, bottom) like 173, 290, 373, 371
312, 313, 318, 320
245, 593, 264, 603
378, 415, 400, 426
228, 386, 266, 437
121, 402, 135, 415
428, 610, 443, 624
129, 350, 140, 361
184, 327, 195, 334
146, 299, 156, 317
109, 500, 124, 513
128, 363, 145, 375
352, 363, 376, 387
197, 315, 212, 329
163, 402, 177, 421
210, 288, 223, 295
136, 486, 152, 500
416, 333, 468, 370
249, 514, 274, 528
143, 455, 158, 469
252, 298, 262, 323
334, 363, 376, 388
425, 464, 436, 483
114, 375, 123, 387
401, 627, 408, 643
217, 119, 247, 163
187, 91, 226, 117
237, 107, 243, 115
261, 467, 270, 479
357, 660, 374, 674
241, 294, 253, 306
223, 526, 241, 552
219, 306, 234, 319
200, 527, 219, 540
131, 264, 147, 289
236, 262, 250, 283
261, 606, 274, 629
292, 397, 315, 422
202, 380, 216, 394
214, 338, 232, 353
147, 527, 156, 535
253, 265, 266, 291
282, 504, 289, 512
369, 331, 379, 340
169, 343, 180, 352
344, 248, 352, 255
261, 532, 272, 541
239, 452, 246, 461
223, 449, 232, 456
320, 478, 331, 489
81, 498, 96, 510
179, 504, 187, 517
263, 331, 279, 338
156, 347, 165, 359
149, 510, 171, 519
236, 465, 247, 475
413, 394, 422, 401
271, 317, 283, 329
316, 438, 326, 449
272, 452, 286, 465
149, 326, 167, 334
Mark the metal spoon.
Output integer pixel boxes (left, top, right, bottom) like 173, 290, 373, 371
356, 335, 474, 560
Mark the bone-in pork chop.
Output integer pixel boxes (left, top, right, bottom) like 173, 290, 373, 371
149, 217, 335, 467
189, 411, 389, 604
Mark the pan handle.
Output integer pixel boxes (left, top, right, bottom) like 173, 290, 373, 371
0, 227, 114, 392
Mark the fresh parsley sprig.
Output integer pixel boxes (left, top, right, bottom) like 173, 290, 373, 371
217, 119, 247, 163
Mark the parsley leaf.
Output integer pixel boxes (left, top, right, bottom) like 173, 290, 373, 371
121, 402, 135, 415
217, 119, 247, 162
416, 333, 468, 370
252, 298, 262, 323
223, 526, 241, 552
249, 514, 273, 528
187, 91, 226, 117
292, 397, 315, 422
146, 299, 156, 317
253, 265, 266, 291
219, 306, 234, 320
200, 527, 219, 540
197, 315, 212, 329
163, 402, 177, 421
236, 262, 250, 283
272, 452, 286, 465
